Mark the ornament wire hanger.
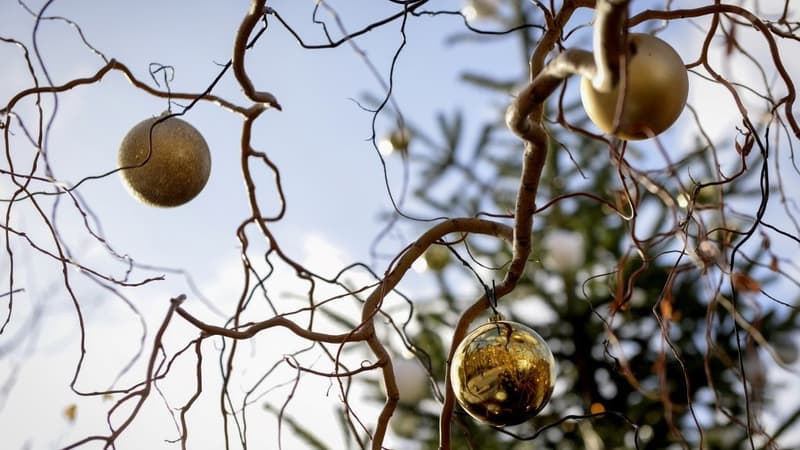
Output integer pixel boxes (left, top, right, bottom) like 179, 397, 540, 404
487, 280, 503, 322
444, 243, 502, 320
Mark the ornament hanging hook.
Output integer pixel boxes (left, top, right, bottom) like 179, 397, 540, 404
487, 280, 503, 322
148, 63, 176, 113
440, 241, 503, 321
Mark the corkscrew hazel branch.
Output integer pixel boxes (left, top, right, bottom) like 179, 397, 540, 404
171, 217, 512, 449
441, 1, 630, 447
591, 0, 629, 92
232, 0, 283, 110
1, 60, 250, 117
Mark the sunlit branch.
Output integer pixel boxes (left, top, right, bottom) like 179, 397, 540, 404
175, 304, 370, 344
361, 217, 512, 449
3, 1, 799, 449
267, 0, 430, 50
62, 295, 183, 450
591, 0, 628, 92
232, 1, 282, 110
1, 59, 249, 116
439, 1, 631, 447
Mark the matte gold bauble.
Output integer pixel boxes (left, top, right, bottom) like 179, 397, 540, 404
580, 33, 688, 140
423, 245, 451, 271
388, 127, 411, 153
118, 114, 211, 207
449, 319, 556, 426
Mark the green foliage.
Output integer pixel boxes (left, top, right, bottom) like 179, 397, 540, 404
363, 1, 800, 448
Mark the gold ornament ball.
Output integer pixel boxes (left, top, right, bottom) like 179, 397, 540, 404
379, 127, 412, 155
423, 245, 451, 271
388, 127, 411, 153
449, 319, 556, 427
118, 114, 211, 207
580, 33, 689, 140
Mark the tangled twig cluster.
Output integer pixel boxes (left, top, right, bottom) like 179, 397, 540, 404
2, 1, 800, 449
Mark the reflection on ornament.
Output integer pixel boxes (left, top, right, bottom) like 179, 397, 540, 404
450, 319, 556, 426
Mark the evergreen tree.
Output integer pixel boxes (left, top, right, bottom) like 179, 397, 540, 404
367, 1, 800, 448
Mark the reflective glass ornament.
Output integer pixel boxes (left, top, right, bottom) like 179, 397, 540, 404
449, 318, 556, 426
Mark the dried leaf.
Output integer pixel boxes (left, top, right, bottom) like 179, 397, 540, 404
660, 296, 673, 321
735, 134, 754, 156
64, 404, 77, 422
725, 23, 737, 55
732, 272, 762, 292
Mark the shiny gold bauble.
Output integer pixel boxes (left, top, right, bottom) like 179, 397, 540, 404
450, 319, 556, 426
580, 33, 688, 140
118, 114, 211, 207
